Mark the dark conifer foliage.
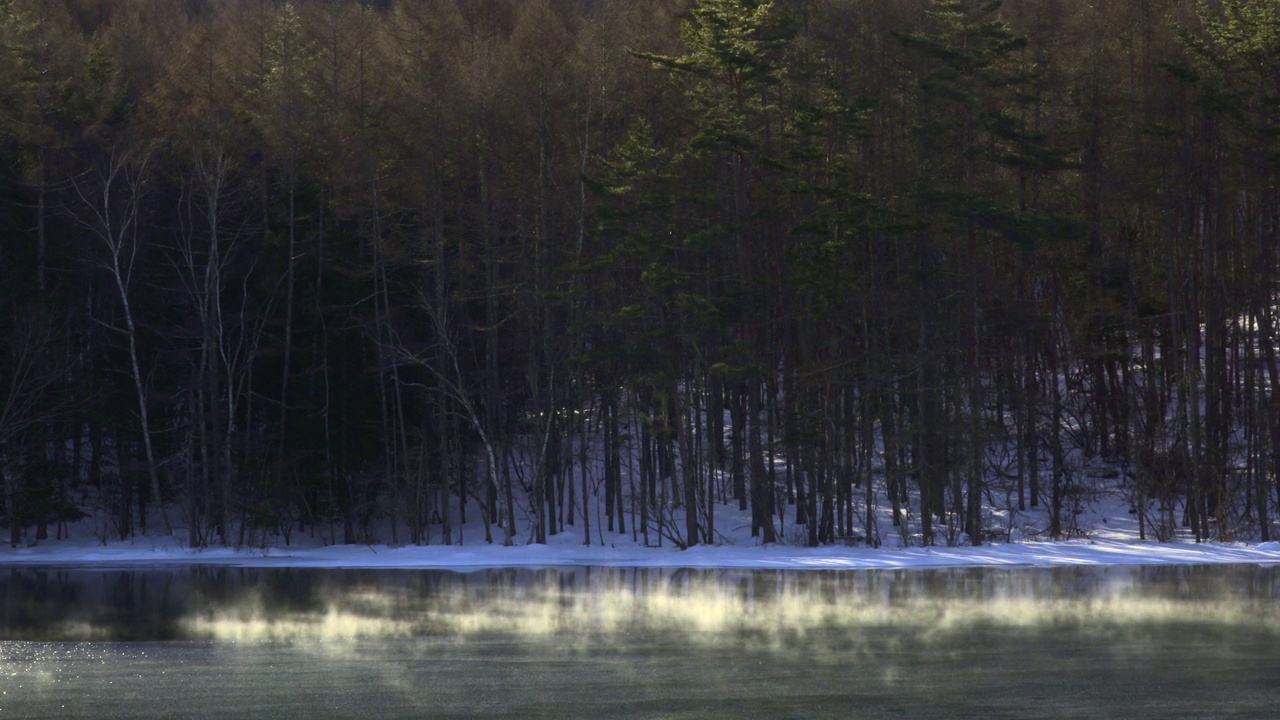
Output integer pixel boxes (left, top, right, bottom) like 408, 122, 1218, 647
0, 0, 1276, 547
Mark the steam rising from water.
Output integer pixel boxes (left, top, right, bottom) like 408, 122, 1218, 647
4, 567, 1279, 718
176, 568, 1280, 644
4, 566, 1278, 706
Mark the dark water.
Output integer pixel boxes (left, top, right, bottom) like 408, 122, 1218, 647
1, 564, 1277, 718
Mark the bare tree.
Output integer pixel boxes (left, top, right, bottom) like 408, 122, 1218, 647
394, 301, 511, 546
170, 145, 265, 545
70, 144, 171, 535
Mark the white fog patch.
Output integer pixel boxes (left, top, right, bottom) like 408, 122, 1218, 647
181, 588, 420, 642
174, 573, 1280, 645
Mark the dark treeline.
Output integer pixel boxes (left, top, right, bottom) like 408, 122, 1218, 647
1, 0, 1278, 549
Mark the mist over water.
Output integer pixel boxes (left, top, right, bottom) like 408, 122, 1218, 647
170, 567, 1279, 649
2, 565, 1278, 718
2, 565, 1278, 643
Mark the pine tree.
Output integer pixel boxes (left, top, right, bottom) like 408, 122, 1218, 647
896, 0, 1079, 543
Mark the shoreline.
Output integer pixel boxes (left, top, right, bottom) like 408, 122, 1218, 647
3, 535, 1278, 571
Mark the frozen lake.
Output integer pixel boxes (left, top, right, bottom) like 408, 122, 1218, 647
2, 564, 1278, 718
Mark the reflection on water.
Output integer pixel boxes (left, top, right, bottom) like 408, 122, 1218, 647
1, 565, 1278, 719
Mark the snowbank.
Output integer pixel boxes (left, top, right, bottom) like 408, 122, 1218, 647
2, 532, 1277, 571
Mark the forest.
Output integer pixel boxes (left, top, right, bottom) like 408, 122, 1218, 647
1, 0, 1279, 549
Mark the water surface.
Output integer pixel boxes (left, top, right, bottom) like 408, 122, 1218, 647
1, 565, 1276, 718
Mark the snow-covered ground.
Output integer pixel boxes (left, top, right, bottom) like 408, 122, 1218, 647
2, 522, 1277, 570
3, 534, 1277, 570
4, 464, 1279, 570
